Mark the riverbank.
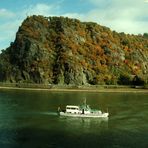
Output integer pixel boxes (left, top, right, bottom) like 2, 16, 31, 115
0, 87, 148, 93
0, 83, 147, 93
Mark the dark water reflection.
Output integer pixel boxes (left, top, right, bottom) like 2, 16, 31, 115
0, 89, 148, 148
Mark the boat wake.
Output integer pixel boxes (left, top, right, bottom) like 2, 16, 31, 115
40, 111, 58, 116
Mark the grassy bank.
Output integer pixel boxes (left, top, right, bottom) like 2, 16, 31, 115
0, 82, 148, 92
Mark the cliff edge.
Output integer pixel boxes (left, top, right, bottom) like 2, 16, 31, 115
0, 15, 148, 85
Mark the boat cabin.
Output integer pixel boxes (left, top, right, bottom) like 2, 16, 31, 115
66, 105, 80, 114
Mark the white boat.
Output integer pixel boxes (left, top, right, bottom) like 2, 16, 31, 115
58, 104, 109, 118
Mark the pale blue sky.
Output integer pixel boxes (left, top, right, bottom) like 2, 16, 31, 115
0, 0, 148, 51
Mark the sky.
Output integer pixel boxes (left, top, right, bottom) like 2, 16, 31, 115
0, 0, 148, 51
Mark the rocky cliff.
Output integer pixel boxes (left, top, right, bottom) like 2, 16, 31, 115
0, 15, 148, 85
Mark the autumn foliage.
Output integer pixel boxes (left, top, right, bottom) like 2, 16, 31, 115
0, 15, 147, 85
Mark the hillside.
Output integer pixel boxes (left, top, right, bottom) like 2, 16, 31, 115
0, 15, 148, 85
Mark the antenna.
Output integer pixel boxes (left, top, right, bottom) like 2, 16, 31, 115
107, 108, 108, 113
83, 97, 86, 104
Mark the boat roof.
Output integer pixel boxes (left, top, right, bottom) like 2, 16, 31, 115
66, 105, 79, 108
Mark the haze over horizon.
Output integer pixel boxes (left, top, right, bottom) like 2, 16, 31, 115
0, 0, 148, 51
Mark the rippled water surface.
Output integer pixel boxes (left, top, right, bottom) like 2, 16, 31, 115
0, 89, 148, 148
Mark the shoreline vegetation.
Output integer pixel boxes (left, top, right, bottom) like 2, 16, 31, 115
0, 83, 147, 92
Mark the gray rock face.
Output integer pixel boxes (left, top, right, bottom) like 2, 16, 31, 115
0, 15, 148, 85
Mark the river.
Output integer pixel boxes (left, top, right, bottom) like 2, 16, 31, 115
0, 89, 148, 148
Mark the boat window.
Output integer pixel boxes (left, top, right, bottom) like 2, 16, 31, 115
66, 107, 78, 110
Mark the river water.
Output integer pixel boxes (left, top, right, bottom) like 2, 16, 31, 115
0, 89, 148, 148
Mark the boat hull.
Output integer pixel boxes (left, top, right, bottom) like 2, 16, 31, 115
59, 112, 109, 118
